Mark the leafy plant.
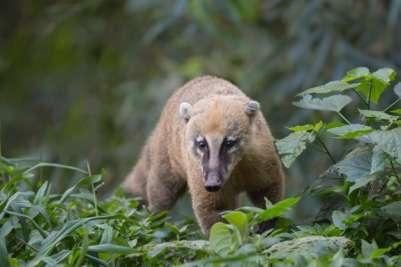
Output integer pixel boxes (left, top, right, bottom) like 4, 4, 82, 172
2, 67, 401, 266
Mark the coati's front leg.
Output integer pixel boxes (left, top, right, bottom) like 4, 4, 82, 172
246, 157, 285, 233
189, 178, 239, 235
146, 167, 186, 212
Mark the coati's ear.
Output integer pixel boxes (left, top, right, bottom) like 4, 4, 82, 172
245, 100, 260, 116
179, 102, 192, 122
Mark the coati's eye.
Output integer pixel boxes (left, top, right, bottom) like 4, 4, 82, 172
223, 137, 237, 148
195, 137, 207, 150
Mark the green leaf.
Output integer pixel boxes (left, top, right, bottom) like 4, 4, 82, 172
341, 67, 370, 82
257, 197, 300, 221
276, 131, 316, 168
373, 68, 396, 83
334, 146, 371, 182
298, 81, 358, 96
99, 224, 113, 244
88, 244, 135, 254
349, 174, 377, 193
371, 146, 386, 174
390, 109, 401, 115
359, 109, 398, 122
0, 236, 10, 267
327, 124, 373, 139
381, 201, 401, 220
332, 210, 347, 230
356, 68, 396, 104
58, 175, 102, 203
209, 222, 235, 256
394, 82, 401, 98
288, 121, 323, 132
368, 128, 401, 164
222, 211, 248, 241
293, 95, 352, 112
361, 240, 378, 258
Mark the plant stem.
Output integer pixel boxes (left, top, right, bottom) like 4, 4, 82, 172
337, 111, 352, 125
368, 80, 372, 109
383, 98, 401, 112
87, 160, 99, 216
352, 88, 369, 107
316, 136, 336, 164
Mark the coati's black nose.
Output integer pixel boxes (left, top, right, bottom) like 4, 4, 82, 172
205, 185, 221, 192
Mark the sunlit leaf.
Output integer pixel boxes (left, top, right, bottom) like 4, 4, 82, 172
327, 124, 373, 139
288, 121, 323, 132
209, 223, 235, 256
356, 68, 396, 103
341, 67, 370, 82
222, 211, 248, 241
257, 197, 300, 221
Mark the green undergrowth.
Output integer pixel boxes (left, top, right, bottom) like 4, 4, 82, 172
1, 67, 401, 266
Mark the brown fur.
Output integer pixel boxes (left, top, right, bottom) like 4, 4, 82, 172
123, 76, 285, 234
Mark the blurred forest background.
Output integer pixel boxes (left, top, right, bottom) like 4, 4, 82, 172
1, 0, 401, 219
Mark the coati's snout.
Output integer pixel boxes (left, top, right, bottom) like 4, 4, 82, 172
204, 171, 222, 192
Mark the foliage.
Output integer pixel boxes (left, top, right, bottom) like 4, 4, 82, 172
0, 158, 352, 266
2, 67, 401, 265
275, 67, 401, 266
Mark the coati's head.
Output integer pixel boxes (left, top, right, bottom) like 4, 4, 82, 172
179, 95, 260, 192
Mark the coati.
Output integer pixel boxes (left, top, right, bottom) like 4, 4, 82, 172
123, 76, 285, 234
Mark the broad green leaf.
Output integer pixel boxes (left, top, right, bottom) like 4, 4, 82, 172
293, 95, 352, 112
356, 68, 396, 103
371, 146, 386, 174
276, 131, 316, 168
368, 128, 401, 164
209, 222, 235, 256
88, 244, 135, 254
334, 146, 371, 182
298, 81, 358, 96
328, 124, 372, 139
373, 68, 396, 83
349, 175, 377, 193
257, 197, 300, 221
332, 210, 347, 230
341, 67, 370, 82
359, 109, 398, 122
381, 201, 401, 220
394, 82, 401, 97
361, 240, 378, 258
222, 211, 248, 241
288, 121, 323, 132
